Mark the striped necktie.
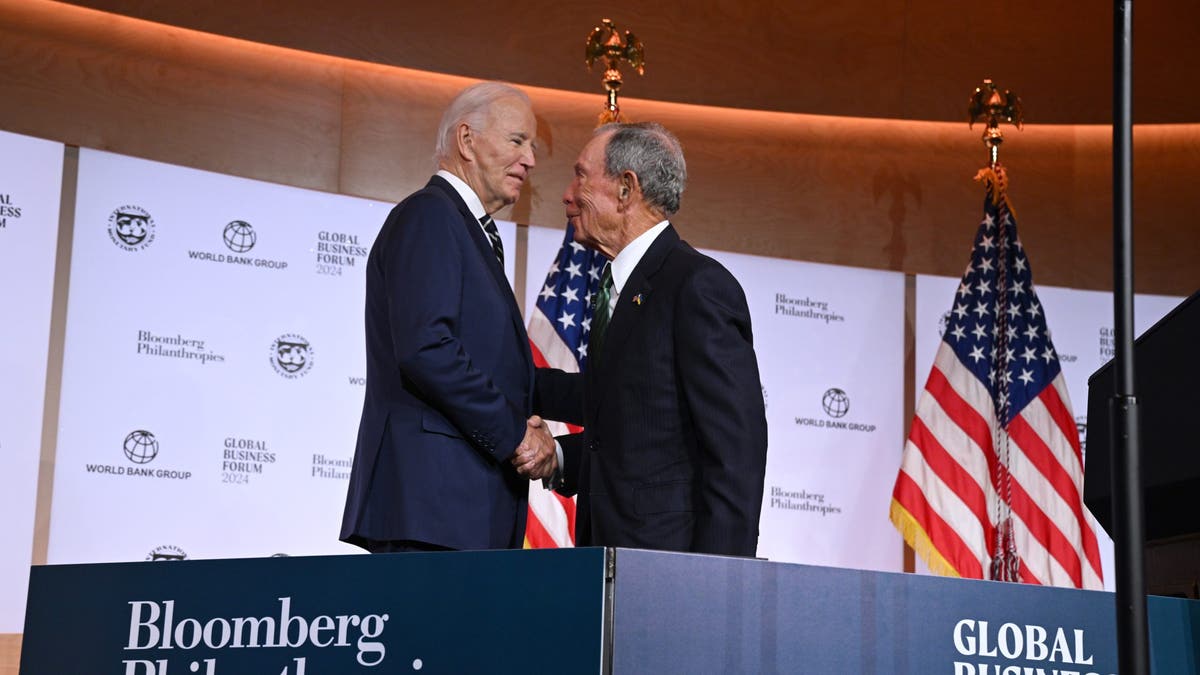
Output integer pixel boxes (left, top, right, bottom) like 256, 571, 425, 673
479, 214, 504, 268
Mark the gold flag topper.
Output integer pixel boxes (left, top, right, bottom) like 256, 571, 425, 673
585, 19, 645, 124
968, 79, 1024, 167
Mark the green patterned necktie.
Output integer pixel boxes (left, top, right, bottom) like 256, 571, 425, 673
589, 262, 614, 366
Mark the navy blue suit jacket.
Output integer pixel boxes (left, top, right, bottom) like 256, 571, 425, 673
341, 176, 534, 551
535, 225, 768, 556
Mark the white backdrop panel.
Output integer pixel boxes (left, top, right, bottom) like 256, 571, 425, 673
49, 149, 410, 563
524, 224, 570, 322
0, 130, 63, 631
707, 250, 906, 571
914, 274, 1184, 587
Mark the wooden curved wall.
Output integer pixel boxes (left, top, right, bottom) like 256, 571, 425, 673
1, 0, 1197, 295
57, 0, 1200, 125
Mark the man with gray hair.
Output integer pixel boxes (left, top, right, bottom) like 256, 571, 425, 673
535, 122, 769, 556
341, 82, 556, 553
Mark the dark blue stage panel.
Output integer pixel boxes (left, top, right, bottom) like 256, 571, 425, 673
21, 549, 606, 674
21, 547, 1199, 674
610, 549, 1199, 675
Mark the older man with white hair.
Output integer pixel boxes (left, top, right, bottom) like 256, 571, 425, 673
341, 82, 555, 553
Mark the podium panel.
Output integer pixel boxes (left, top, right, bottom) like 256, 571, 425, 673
21, 548, 1200, 674
21, 549, 606, 674
611, 549, 1199, 674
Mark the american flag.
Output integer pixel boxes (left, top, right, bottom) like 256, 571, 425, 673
890, 166, 1104, 589
524, 223, 607, 548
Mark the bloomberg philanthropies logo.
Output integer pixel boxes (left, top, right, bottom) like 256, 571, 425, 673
122, 597, 391, 672
137, 329, 226, 365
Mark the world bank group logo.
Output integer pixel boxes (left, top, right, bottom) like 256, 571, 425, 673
271, 333, 314, 379
185, 219, 287, 270
796, 388, 875, 433
123, 430, 160, 464
107, 205, 156, 252
222, 220, 257, 253
1076, 415, 1088, 455
822, 388, 850, 418
146, 544, 188, 561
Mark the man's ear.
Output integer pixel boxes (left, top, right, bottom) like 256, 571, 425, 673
618, 171, 639, 208
455, 122, 475, 161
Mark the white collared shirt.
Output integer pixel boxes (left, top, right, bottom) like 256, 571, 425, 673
436, 169, 492, 241
606, 220, 670, 318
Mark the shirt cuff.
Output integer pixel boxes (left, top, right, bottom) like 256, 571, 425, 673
541, 439, 564, 491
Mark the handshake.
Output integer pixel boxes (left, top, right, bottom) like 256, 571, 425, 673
510, 415, 557, 480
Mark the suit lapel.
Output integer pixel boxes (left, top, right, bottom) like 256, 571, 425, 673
588, 224, 679, 419
428, 177, 533, 381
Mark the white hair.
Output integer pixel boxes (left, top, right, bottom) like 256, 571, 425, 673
595, 122, 687, 216
434, 82, 531, 164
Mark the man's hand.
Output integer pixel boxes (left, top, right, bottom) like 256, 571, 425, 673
512, 415, 557, 479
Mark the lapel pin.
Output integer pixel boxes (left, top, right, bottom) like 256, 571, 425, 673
632, 293, 645, 306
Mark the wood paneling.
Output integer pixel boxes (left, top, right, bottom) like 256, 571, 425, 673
0, 634, 18, 675
0, 0, 344, 191
57, 0, 1200, 125
2, 0, 1197, 295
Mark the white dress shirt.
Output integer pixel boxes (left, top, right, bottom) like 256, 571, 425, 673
437, 169, 493, 241
605, 220, 670, 319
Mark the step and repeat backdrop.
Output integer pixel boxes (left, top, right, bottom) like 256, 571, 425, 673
0, 129, 1190, 629
46, 147, 516, 566
0, 130, 63, 632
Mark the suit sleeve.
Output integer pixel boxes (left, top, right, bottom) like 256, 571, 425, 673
675, 263, 768, 556
381, 193, 525, 463
533, 368, 585, 426
551, 433, 584, 498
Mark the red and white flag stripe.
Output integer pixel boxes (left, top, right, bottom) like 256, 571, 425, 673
524, 310, 577, 549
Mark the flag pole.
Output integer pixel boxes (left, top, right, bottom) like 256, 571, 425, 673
1111, 1, 1150, 673
967, 81, 1024, 582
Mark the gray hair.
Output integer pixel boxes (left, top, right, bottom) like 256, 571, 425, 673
434, 82, 531, 163
596, 122, 687, 216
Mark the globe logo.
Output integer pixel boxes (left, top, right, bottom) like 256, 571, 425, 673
223, 220, 257, 253
271, 334, 314, 378
821, 388, 850, 418
1076, 416, 1088, 454
123, 430, 159, 464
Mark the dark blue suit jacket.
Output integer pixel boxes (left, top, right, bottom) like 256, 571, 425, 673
536, 225, 768, 556
341, 176, 534, 550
